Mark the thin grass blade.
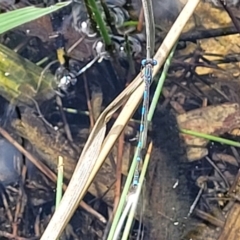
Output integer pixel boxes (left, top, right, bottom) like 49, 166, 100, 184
0, 2, 71, 34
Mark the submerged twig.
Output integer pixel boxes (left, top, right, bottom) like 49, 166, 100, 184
218, 0, 240, 33
83, 73, 95, 128
56, 156, 64, 208
137, 7, 144, 32
56, 95, 73, 142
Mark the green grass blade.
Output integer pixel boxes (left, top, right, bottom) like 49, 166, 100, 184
87, 0, 111, 46
121, 142, 152, 240
180, 129, 240, 147
0, 2, 71, 34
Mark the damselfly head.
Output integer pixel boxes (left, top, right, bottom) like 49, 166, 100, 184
141, 59, 157, 67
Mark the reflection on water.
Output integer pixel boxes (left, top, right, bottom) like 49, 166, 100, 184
0, 137, 22, 185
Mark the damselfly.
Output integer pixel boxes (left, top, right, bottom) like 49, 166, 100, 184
132, 58, 157, 186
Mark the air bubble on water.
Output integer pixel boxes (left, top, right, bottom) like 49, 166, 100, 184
81, 21, 87, 31
96, 41, 103, 52
173, 179, 179, 189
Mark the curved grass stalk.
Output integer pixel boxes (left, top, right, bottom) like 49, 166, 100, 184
120, 142, 153, 240
106, 149, 139, 240
112, 142, 153, 240
112, 193, 135, 240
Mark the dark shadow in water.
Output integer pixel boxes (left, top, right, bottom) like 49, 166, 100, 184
143, 107, 194, 240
